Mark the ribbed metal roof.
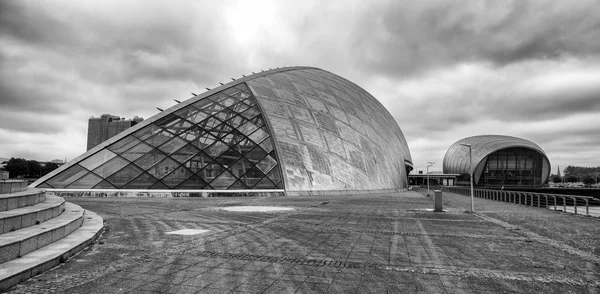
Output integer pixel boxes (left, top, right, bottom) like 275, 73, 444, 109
442, 135, 550, 184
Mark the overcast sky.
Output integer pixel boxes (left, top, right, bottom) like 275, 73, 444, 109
1, 0, 599, 173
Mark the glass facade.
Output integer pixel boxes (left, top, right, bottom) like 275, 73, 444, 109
38, 83, 283, 190
479, 148, 544, 186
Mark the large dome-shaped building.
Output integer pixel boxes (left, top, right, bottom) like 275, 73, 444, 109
32, 67, 413, 195
443, 135, 550, 187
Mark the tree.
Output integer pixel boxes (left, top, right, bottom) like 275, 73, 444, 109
42, 162, 60, 176
565, 175, 578, 183
26, 160, 42, 178
4, 158, 28, 178
582, 174, 597, 186
551, 175, 562, 183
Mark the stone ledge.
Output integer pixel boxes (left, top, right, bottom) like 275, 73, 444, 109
0, 209, 103, 292
0, 195, 65, 234
0, 203, 84, 264
0, 189, 46, 212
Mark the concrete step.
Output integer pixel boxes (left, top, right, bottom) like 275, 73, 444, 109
0, 202, 84, 264
0, 208, 104, 292
0, 195, 65, 234
0, 189, 46, 212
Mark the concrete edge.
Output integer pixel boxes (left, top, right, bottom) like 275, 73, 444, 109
0, 208, 104, 292
0, 203, 84, 262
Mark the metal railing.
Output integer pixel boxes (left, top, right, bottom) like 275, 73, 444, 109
441, 186, 600, 217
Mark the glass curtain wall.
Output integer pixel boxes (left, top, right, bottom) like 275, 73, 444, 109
480, 148, 543, 186
38, 83, 283, 190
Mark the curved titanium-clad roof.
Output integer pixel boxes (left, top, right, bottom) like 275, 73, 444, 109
33, 66, 412, 193
442, 135, 550, 184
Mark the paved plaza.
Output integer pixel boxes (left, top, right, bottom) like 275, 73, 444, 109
7, 189, 600, 293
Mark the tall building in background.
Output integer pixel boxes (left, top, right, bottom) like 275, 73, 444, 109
87, 114, 143, 150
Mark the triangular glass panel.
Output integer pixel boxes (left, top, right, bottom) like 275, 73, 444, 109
158, 136, 188, 155
234, 83, 252, 93
207, 92, 229, 104
37, 183, 52, 188
146, 157, 181, 179
162, 165, 194, 188
240, 165, 265, 188
233, 138, 257, 154
145, 129, 175, 147
244, 146, 268, 163
266, 166, 283, 187
149, 181, 169, 190
184, 152, 212, 173
202, 102, 226, 116
228, 101, 251, 114
121, 172, 159, 189
259, 138, 274, 153
174, 106, 208, 123
192, 98, 214, 110
228, 157, 254, 178
228, 180, 248, 189
106, 163, 145, 188
171, 144, 200, 164
206, 140, 229, 158
66, 172, 104, 189
239, 107, 260, 120
108, 136, 142, 154
249, 115, 266, 129
134, 149, 166, 170
80, 149, 117, 171
174, 175, 208, 190
94, 180, 116, 189
197, 163, 225, 184
255, 155, 277, 174
209, 170, 236, 189
133, 124, 162, 140
213, 148, 242, 167
253, 176, 276, 189
93, 156, 130, 178
154, 114, 180, 128
239, 97, 257, 108
121, 141, 154, 162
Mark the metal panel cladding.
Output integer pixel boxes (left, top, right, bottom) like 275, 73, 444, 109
442, 135, 550, 185
247, 68, 412, 192
32, 66, 412, 193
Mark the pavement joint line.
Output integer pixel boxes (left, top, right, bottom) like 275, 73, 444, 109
473, 213, 600, 265
265, 223, 532, 241
180, 250, 600, 288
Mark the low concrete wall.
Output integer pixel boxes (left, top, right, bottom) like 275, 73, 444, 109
0, 181, 28, 194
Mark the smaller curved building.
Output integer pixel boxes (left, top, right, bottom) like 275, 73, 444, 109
443, 135, 550, 187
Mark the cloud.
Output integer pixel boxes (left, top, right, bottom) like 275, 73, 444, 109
345, 0, 600, 76
0, 0, 599, 171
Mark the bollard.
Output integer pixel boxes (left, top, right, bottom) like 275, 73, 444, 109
434, 190, 443, 212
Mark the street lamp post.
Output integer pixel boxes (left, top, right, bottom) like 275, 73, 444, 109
427, 161, 435, 196
460, 143, 475, 212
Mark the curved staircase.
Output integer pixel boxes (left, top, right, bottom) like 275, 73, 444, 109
0, 181, 103, 291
